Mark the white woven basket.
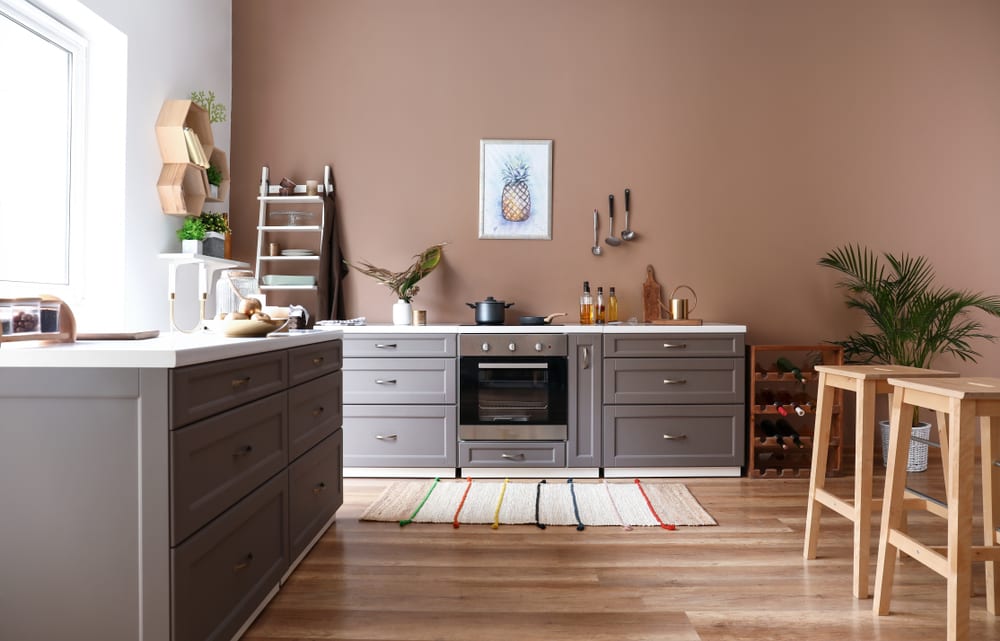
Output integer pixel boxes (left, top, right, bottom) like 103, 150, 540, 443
879, 421, 931, 473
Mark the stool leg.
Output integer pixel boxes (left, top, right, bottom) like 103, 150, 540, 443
874, 391, 912, 615
804, 372, 834, 560
982, 415, 1000, 615
946, 399, 974, 641
937, 410, 950, 490
852, 378, 877, 599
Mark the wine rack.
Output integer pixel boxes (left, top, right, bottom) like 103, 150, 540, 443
748, 344, 844, 478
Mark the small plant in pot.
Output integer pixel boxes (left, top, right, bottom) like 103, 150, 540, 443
819, 244, 1000, 470
199, 212, 230, 258
206, 164, 223, 199
344, 243, 446, 325
176, 215, 206, 254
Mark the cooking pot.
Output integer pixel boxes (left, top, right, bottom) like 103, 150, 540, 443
466, 296, 514, 325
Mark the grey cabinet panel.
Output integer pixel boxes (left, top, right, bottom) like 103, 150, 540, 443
459, 441, 566, 467
568, 334, 602, 467
603, 405, 744, 467
170, 393, 288, 545
171, 470, 288, 641
603, 358, 745, 405
288, 370, 343, 461
343, 405, 456, 467
288, 339, 343, 387
289, 429, 343, 561
343, 358, 456, 404
171, 351, 288, 428
604, 333, 744, 358
343, 333, 456, 358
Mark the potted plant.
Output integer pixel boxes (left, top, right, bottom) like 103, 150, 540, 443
199, 212, 230, 258
206, 164, 223, 199
819, 244, 1000, 469
176, 215, 206, 254
345, 243, 446, 325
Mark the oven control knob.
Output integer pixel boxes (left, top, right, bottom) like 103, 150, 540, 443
508, 342, 517, 352
534, 342, 544, 352
481, 343, 490, 352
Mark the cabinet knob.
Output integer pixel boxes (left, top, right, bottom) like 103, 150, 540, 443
374, 343, 397, 349
312, 356, 325, 366
662, 343, 687, 349
374, 378, 397, 385
312, 406, 325, 417
312, 481, 327, 494
534, 343, 543, 352
500, 452, 526, 460
663, 433, 687, 440
662, 379, 688, 385
508, 342, 517, 352
232, 444, 254, 458
481, 343, 490, 352
375, 434, 398, 441
232, 553, 254, 572
231, 376, 251, 389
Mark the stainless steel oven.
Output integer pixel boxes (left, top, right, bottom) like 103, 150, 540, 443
458, 334, 568, 440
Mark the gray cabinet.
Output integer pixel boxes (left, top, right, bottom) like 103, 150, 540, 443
602, 332, 745, 472
568, 333, 601, 467
342, 334, 457, 469
459, 441, 566, 467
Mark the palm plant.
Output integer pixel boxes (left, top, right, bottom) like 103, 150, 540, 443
819, 244, 1000, 423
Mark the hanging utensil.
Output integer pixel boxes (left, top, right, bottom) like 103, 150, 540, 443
621, 188, 636, 241
591, 209, 602, 255
605, 194, 621, 246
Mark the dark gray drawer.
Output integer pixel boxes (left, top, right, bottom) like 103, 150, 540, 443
171, 393, 288, 545
603, 358, 744, 405
288, 339, 342, 387
171, 470, 288, 641
288, 370, 343, 461
602, 404, 744, 467
603, 333, 744, 358
343, 334, 456, 358
342, 358, 455, 404
458, 441, 566, 467
171, 350, 288, 428
343, 405, 456, 467
289, 429, 343, 561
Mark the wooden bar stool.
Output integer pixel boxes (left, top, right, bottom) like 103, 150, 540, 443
874, 377, 1000, 641
803, 365, 955, 599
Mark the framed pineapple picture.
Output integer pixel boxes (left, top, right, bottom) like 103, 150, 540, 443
479, 139, 553, 240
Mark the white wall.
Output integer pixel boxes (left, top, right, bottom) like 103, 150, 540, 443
71, 0, 232, 331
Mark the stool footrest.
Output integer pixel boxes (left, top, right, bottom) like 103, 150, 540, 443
888, 529, 948, 576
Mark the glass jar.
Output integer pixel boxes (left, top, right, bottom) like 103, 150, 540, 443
0, 301, 12, 336
40, 300, 61, 333
12, 298, 41, 334
215, 269, 261, 318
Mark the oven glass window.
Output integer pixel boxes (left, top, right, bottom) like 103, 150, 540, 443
460, 358, 568, 425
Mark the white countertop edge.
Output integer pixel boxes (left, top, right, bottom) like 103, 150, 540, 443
325, 322, 747, 334
0, 329, 342, 368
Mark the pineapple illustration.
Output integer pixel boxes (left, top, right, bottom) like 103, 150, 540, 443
500, 155, 531, 221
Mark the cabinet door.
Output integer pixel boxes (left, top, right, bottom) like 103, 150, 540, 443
342, 358, 456, 404
603, 404, 744, 467
568, 334, 602, 467
171, 350, 288, 428
343, 334, 456, 358
288, 370, 343, 461
288, 339, 342, 387
604, 333, 744, 358
342, 404, 456, 467
458, 441, 566, 467
288, 429, 343, 561
603, 358, 744, 405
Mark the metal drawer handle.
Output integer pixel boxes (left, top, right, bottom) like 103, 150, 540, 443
312, 356, 325, 366
312, 406, 325, 417
374, 343, 397, 349
233, 553, 254, 572
375, 434, 398, 441
313, 481, 327, 495
663, 434, 687, 440
375, 378, 397, 385
662, 379, 687, 385
501, 452, 526, 460
233, 444, 254, 458
582, 346, 590, 370
231, 376, 251, 389
662, 343, 687, 349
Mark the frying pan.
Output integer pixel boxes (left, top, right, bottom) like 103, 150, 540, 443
519, 312, 566, 325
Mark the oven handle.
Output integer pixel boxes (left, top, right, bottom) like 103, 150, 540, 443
477, 362, 549, 369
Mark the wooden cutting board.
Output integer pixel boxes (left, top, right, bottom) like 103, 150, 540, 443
642, 264, 663, 323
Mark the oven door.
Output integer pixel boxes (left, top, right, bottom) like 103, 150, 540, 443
459, 356, 568, 440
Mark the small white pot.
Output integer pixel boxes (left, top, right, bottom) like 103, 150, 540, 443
392, 300, 412, 325
181, 239, 203, 255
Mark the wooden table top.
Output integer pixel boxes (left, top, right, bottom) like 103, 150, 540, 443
813, 364, 957, 380
886, 376, 1000, 399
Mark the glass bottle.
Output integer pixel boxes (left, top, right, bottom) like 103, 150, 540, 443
596, 287, 606, 324
607, 286, 618, 322
579, 281, 593, 325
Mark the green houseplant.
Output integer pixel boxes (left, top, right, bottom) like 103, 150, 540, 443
176, 215, 205, 254
345, 243, 446, 325
199, 212, 230, 258
819, 244, 1000, 426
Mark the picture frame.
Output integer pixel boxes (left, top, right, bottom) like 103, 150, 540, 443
478, 139, 553, 240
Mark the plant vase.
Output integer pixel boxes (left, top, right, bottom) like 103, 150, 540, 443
879, 420, 932, 473
392, 300, 412, 326
209, 184, 219, 199
181, 239, 203, 255
202, 231, 225, 258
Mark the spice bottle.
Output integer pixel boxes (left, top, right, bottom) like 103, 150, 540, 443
596, 287, 606, 324
579, 281, 593, 325
607, 287, 619, 322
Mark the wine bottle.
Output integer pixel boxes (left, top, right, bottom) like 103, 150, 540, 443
756, 388, 776, 410
790, 402, 807, 417
579, 282, 593, 325
607, 287, 619, 322
758, 419, 778, 443
775, 356, 806, 384
776, 418, 805, 448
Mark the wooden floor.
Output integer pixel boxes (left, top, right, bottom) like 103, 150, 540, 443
244, 459, 1000, 641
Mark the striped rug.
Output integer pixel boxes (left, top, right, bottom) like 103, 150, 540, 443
359, 478, 717, 530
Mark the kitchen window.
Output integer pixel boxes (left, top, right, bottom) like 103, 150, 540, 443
0, 0, 87, 296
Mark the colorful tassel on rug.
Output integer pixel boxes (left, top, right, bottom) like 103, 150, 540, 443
634, 479, 676, 530
491, 478, 509, 529
567, 479, 585, 531
452, 477, 473, 529
534, 479, 547, 529
399, 476, 440, 527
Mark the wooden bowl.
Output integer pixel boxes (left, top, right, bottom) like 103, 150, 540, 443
205, 318, 288, 338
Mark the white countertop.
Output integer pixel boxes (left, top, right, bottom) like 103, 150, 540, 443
328, 322, 747, 334
0, 329, 342, 368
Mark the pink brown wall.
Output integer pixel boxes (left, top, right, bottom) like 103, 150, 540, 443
232, 0, 1000, 375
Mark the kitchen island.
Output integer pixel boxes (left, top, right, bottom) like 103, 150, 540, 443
0, 329, 343, 641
